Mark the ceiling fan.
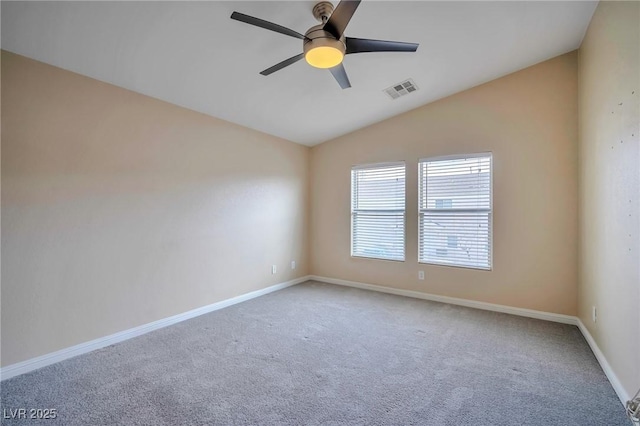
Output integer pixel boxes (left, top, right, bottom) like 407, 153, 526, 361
230, 0, 419, 89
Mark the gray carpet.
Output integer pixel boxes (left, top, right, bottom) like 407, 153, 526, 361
1, 281, 629, 425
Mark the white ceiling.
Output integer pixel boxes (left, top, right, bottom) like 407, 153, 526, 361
2, 1, 597, 146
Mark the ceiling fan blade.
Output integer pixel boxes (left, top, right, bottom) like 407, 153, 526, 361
323, 0, 361, 39
346, 37, 419, 54
260, 53, 305, 76
231, 12, 306, 40
329, 63, 351, 89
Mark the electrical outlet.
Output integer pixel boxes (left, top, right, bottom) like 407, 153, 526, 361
418, 271, 425, 280
291, 260, 296, 270
272, 265, 277, 274
592, 306, 597, 323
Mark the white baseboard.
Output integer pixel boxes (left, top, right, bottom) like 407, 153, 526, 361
2, 273, 630, 410
309, 275, 630, 407
309, 275, 578, 325
576, 319, 630, 406
0, 275, 311, 381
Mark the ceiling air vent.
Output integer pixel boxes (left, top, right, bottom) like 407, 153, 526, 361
384, 79, 418, 100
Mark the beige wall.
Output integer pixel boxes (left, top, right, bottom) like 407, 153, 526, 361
578, 1, 640, 399
310, 52, 579, 315
1, 51, 310, 367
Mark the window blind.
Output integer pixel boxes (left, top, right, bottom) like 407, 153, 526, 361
419, 154, 492, 270
351, 163, 405, 261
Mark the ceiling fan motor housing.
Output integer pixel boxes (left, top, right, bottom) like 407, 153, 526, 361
303, 24, 346, 62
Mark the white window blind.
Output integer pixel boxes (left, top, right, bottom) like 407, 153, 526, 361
419, 154, 492, 270
351, 162, 406, 261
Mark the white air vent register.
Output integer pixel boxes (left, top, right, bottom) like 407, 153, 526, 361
384, 79, 418, 99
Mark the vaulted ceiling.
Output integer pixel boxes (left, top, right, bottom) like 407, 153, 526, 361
2, 1, 597, 146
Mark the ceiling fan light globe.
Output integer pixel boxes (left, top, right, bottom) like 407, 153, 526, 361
305, 46, 344, 69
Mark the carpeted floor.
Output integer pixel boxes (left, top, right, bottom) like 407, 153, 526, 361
1, 281, 629, 425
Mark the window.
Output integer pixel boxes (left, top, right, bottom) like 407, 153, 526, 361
419, 154, 492, 270
351, 162, 406, 261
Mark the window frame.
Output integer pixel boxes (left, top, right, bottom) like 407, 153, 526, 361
418, 153, 493, 270
351, 161, 407, 262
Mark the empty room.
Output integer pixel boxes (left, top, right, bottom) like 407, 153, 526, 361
1, 0, 638, 424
